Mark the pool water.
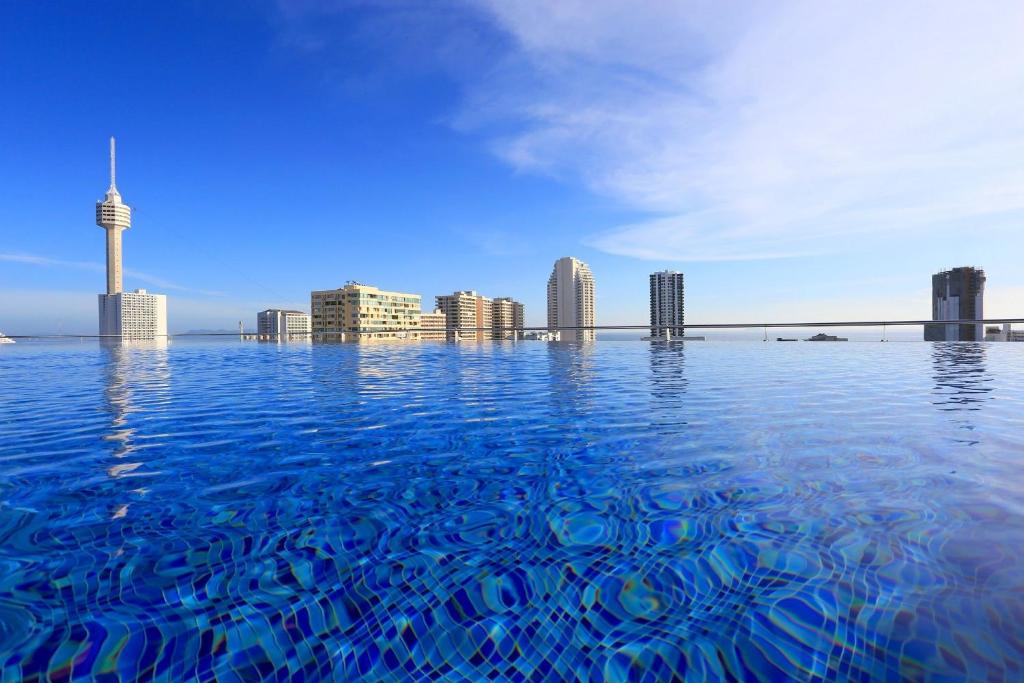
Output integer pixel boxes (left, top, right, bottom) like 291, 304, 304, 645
1, 340, 1023, 681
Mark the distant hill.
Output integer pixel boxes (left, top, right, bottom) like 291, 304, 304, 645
180, 329, 238, 335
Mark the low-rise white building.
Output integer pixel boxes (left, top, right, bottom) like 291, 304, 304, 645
523, 331, 560, 341
985, 323, 1024, 342
257, 309, 311, 338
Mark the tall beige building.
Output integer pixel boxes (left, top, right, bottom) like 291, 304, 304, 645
547, 257, 595, 342
420, 309, 448, 341
435, 291, 493, 341
492, 297, 525, 340
311, 283, 422, 340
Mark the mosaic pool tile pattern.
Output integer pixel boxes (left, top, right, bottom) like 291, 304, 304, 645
1, 340, 1023, 681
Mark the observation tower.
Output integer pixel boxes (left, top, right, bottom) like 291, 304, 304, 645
96, 137, 132, 295
96, 138, 167, 340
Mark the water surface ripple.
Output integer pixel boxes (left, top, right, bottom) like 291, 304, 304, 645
1, 340, 1023, 681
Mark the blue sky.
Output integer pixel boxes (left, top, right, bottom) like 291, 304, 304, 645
2, 0, 1023, 334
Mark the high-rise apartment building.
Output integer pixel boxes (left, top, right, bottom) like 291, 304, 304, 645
547, 257, 595, 342
96, 137, 168, 340
311, 283, 422, 341
924, 267, 986, 341
492, 298, 525, 340
420, 309, 448, 341
435, 291, 493, 341
649, 271, 685, 338
98, 289, 168, 340
257, 309, 311, 338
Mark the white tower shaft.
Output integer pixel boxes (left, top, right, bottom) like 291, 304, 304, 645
106, 226, 124, 295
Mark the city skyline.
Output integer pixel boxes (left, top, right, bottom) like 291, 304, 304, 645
9, 132, 1021, 342
3, 2, 1024, 334
22, 130, 1021, 341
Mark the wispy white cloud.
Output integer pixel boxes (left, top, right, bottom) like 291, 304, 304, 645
0, 252, 226, 297
456, 0, 1024, 261
0, 287, 307, 335
0, 253, 100, 270
452, 226, 533, 257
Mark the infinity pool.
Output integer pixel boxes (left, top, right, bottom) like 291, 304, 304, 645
1, 340, 1022, 681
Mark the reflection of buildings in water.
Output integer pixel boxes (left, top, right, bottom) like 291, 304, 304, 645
647, 343, 688, 430
259, 337, 313, 347
101, 339, 171, 520
931, 343, 992, 411
931, 343, 992, 445
546, 342, 596, 420
648, 342, 688, 397
308, 340, 431, 415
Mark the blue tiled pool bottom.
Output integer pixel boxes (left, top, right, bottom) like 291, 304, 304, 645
1, 340, 1023, 681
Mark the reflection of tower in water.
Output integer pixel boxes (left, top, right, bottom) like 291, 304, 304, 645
646, 343, 689, 438
648, 342, 688, 398
102, 339, 170, 519
546, 342, 596, 413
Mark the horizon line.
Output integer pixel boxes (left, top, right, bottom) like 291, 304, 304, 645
6, 317, 1024, 339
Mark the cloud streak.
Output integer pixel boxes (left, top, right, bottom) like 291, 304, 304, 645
0, 253, 226, 297
456, 0, 1024, 261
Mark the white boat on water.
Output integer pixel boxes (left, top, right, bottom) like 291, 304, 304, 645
0, 332, 15, 344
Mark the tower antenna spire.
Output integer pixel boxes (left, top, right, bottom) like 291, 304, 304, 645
109, 136, 116, 191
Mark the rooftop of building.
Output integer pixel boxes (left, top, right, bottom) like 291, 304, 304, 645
312, 283, 421, 298
935, 266, 985, 274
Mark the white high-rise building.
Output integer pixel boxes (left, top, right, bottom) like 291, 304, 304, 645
547, 256, 595, 342
257, 309, 311, 338
649, 271, 685, 338
96, 138, 168, 339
